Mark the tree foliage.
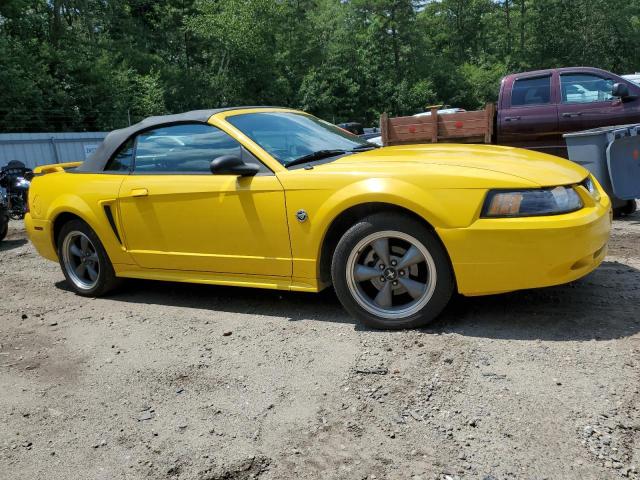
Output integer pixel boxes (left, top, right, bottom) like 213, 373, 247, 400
0, 0, 639, 132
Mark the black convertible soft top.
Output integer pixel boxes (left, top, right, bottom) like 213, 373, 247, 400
76, 107, 279, 172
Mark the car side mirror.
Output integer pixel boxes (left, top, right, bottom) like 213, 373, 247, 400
210, 155, 259, 176
612, 82, 631, 100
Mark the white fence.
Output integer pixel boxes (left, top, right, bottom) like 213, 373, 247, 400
0, 132, 107, 169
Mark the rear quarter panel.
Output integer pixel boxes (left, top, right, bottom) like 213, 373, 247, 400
28, 171, 133, 265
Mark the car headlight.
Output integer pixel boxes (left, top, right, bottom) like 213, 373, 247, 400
581, 176, 601, 201
482, 186, 583, 217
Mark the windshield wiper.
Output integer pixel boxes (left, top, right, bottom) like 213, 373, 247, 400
285, 149, 348, 168
350, 144, 380, 151
285, 144, 379, 168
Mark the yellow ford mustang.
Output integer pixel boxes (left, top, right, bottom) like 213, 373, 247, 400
25, 107, 611, 329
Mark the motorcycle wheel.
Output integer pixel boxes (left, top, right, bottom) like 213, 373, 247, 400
0, 217, 8, 241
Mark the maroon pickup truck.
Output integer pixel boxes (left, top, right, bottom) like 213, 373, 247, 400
496, 67, 640, 157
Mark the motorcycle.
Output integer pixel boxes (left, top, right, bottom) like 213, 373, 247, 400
0, 160, 32, 221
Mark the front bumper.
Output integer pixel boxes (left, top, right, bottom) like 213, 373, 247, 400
24, 214, 58, 262
437, 193, 612, 296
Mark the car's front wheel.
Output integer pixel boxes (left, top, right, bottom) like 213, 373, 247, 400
57, 219, 119, 297
331, 213, 454, 330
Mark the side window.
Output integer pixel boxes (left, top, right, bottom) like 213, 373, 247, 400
561, 74, 614, 103
105, 138, 134, 172
511, 76, 552, 107
133, 124, 242, 174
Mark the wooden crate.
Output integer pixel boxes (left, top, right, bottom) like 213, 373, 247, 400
380, 103, 495, 146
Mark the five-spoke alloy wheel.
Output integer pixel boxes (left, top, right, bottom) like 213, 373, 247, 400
62, 231, 101, 290
57, 219, 119, 297
346, 231, 437, 319
332, 213, 454, 329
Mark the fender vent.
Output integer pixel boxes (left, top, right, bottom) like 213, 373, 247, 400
103, 205, 122, 244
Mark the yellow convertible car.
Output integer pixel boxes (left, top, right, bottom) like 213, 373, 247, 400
25, 107, 611, 329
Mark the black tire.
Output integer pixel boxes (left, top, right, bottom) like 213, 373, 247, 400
56, 219, 120, 297
331, 213, 454, 330
614, 201, 638, 218
622, 200, 637, 216
0, 216, 8, 241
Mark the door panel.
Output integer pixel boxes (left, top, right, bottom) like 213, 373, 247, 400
497, 75, 562, 156
498, 104, 560, 154
558, 100, 624, 132
117, 174, 292, 277
558, 73, 624, 134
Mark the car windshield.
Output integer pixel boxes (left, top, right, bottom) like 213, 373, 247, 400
226, 112, 372, 166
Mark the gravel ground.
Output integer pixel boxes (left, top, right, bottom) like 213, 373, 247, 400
1, 208, 639, 480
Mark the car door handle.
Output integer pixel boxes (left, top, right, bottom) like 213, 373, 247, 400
562, 112, 583, 118
504, 116, 521, 122
130, 188, 148, 197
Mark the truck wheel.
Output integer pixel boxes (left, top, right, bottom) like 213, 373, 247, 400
57, 219, 119, 297
622, 200, 637, 216
331, 213, 454, 330
614, 201, 638, 217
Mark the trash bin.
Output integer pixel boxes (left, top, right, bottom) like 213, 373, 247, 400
564, 124, 640, 215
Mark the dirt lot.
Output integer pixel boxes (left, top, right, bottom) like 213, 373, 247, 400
1, 209, 639, 480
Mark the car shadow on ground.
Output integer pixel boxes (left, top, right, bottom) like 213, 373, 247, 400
55, 260, 640, 342
0, 238, 28, 251
435, 260, 640, 342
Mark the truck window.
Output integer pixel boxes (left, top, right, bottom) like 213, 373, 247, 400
560, 74, 614, 103
511, 76, 551, 106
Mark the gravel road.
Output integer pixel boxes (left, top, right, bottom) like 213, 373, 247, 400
1, 210, 639, 480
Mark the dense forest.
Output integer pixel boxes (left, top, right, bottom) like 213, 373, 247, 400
1, 0, 639, 132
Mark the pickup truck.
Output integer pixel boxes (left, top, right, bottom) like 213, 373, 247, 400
377, 67, 640, 158
496, 67, 640, 157
622, 73, 640, 86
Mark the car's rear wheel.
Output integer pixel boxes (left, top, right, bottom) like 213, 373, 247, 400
57, 219, 119, 297
331, 213, 454, 329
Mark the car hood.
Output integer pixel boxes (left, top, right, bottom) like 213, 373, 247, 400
327, 144, 587, 187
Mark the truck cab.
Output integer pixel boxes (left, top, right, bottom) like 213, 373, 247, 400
497, 67, 640, 157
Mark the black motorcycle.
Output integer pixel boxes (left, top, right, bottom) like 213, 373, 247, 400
0, 160, 32, 221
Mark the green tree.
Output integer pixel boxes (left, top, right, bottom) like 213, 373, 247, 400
0, 0, 639, 132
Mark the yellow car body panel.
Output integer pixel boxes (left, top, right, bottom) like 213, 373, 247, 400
117, 174, 292, 277
26, 171, 133, 265
438, 187, 611, 295
25, 107, 612, 297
